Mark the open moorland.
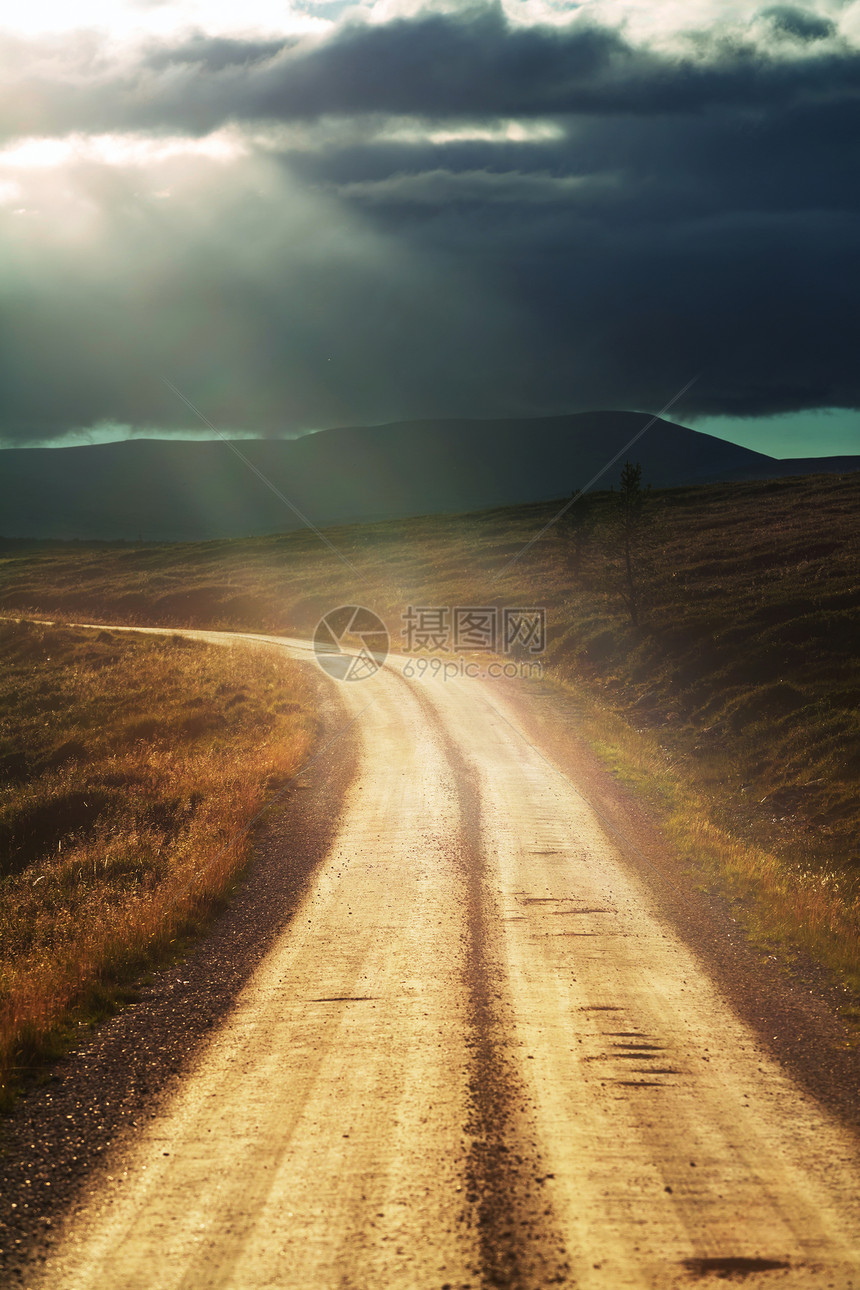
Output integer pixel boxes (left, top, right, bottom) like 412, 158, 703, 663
1, 468, 859, 998
2, 469, 860, 1287
0, 620, 314, 1105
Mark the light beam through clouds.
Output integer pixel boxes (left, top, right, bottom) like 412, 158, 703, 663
1, 0, 858, 451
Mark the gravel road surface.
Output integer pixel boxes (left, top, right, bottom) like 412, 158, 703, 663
15, 630, 860, 1288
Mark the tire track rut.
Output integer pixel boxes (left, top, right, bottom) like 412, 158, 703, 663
410, 682, 571, 1287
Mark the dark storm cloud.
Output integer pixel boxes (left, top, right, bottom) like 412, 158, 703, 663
1, 7, 859, 141
0, 13, 626, 140
278, 92, 860, 221
0, 152, 531, 441
152, 10, 858, 121
0, 3, 858, 442
762, 6, 837, 42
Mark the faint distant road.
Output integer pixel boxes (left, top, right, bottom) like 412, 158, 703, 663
34, 627, 860, 1289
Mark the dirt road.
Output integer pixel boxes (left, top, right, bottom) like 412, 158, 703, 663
34, 632, 860, 1288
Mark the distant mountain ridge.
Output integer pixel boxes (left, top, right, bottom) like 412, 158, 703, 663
1, 411, 857, 541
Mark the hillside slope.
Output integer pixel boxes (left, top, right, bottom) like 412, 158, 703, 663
4, 410, 850, 541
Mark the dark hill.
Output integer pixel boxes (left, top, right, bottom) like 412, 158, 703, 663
0, 411, 856, 540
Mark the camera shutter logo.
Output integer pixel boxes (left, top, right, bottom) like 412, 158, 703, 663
313, 606, 389, 681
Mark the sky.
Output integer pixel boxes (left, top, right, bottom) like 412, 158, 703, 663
1, 0, 859, 457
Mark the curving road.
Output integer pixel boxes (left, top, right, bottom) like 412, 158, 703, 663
37, 631, 860, 1288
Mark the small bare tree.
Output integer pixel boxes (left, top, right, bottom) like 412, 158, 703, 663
615, 460, 647, 626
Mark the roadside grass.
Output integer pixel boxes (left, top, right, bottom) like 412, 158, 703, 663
557, 683, 860, 1007
0, 469, 858, 999
0, 619, 314, 1107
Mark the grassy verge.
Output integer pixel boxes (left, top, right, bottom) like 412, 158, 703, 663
0, 619, 315, 1107
548, 675, 860, 1010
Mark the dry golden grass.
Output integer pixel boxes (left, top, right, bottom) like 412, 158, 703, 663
0, 619, 314, 1106
560, 682, 860, 1001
